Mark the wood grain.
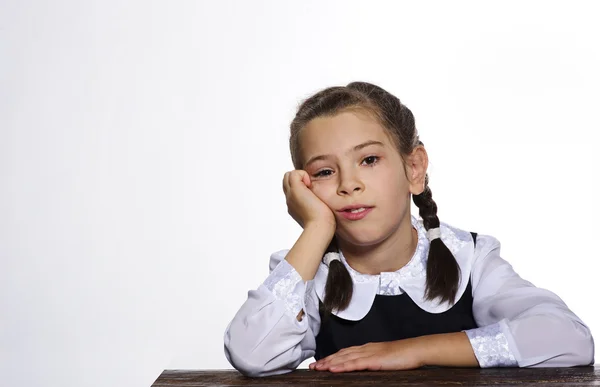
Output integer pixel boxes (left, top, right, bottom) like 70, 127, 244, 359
152, 367, 599, 386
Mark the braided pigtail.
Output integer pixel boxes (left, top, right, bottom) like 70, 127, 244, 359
412, 174, 461, 304
321, 237, 353, 315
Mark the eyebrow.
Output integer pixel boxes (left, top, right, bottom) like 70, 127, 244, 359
304, 140, 385, 168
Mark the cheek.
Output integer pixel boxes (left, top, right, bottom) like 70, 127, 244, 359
368, 167, 403, 188
370, 169, 408, 200
310, 182, 336, 206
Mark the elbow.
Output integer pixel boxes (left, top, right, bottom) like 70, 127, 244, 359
222, 293, 314, 377
225, 348, 292, 378
223, 328, 294, 377
224, 347, 268, 377
573, 348, 595, 367
224, 329, 267, 377
564, 320, 595, 367
524, 319, 595, 367
549, 336, 595, 367
571, 325, 595, 366
224, 343, 294, 377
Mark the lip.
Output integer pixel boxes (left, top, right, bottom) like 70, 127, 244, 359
337, 205, 374, 221
338, 204, 373, 212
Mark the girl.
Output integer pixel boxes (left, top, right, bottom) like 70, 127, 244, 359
223, 82, 595, 377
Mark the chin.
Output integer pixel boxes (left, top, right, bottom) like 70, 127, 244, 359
337, 230, 387, 247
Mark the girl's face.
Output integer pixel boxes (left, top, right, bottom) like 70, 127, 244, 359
300, 110, 426, 247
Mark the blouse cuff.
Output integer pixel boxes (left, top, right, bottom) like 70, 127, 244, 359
263, 259, 305, 318
464, 320, 518, 368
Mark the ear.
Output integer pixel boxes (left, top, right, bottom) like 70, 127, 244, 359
406, 146, 428, 195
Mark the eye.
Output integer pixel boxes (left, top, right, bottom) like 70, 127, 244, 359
313, 169, 334, 178
362, 156, 379, 166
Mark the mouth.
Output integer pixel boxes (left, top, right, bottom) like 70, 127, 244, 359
338, 204, 374, 213
337, 205, 374, 220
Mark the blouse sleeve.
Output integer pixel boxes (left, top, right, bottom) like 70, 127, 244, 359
223, 250, 321, 377
463, 234, 595, 368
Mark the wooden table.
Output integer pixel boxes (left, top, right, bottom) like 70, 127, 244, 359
152, 367, 600, 386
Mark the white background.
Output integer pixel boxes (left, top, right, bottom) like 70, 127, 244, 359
2, 1, 599, 386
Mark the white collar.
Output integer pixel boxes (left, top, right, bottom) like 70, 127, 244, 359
313, 215, 476, 320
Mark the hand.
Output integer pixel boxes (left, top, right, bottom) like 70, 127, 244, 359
308, 340, 425, 373
282, 170, 336, 231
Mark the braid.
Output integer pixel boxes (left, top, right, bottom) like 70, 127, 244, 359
321, 237, 353, 316
412, 174, 461, 304
412, 175, 440, 230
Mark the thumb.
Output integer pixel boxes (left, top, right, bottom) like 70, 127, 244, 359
289, 170, 308, 190
300, 170, 312, 188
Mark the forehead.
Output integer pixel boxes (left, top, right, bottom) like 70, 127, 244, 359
300, 111, 394, 160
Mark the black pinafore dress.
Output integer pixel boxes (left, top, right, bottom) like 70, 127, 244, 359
314, 232, 479, 360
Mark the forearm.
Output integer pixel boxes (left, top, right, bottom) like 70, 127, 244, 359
285, 222, 335, 281
413, 332, 479, 368
224, 286, 316, 377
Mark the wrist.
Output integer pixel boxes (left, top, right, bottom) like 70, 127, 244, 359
285, 222, 335, 282
402, 337, 428, 367
304, 221, 336, 238
410, 332, 479, 368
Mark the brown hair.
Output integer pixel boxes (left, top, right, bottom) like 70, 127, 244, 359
289, 81, 460, 315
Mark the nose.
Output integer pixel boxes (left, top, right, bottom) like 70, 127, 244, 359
337, 168, 364, 196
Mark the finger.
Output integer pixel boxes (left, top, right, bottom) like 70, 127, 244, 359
299, 170, 312, 188
318, 351, 364, 369
329, 356, 381, 373
316, 352, 365, 371
289, 170, 304, 188
316, 345, 363, 365
315, 354, 351, 371
282, 172, 291, 194
315, 353, 336, 366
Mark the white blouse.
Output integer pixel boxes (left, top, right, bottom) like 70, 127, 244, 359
224, 216, 595, 377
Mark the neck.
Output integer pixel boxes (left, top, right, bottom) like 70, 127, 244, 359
337, 214, 418, 275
